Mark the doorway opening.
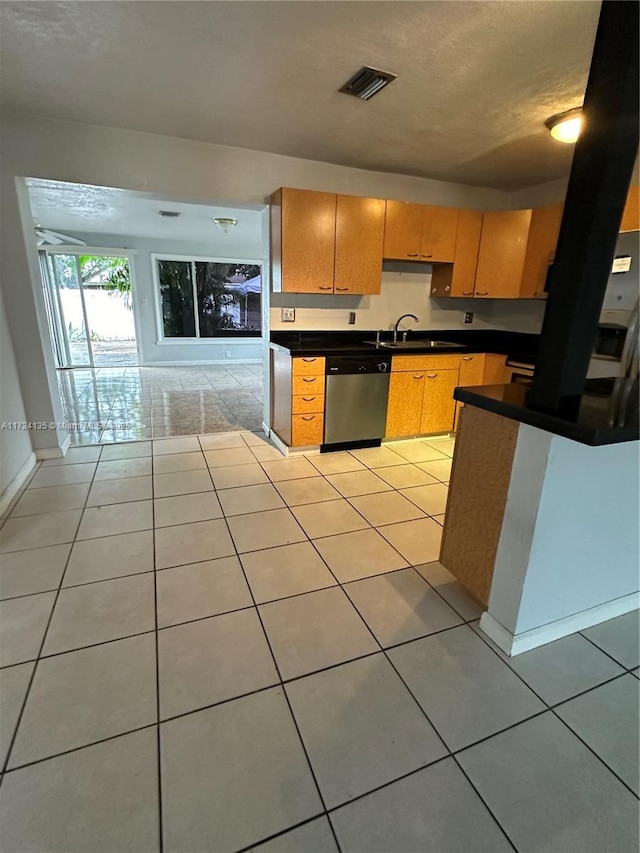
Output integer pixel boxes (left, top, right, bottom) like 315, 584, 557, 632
41, 250, 139, 368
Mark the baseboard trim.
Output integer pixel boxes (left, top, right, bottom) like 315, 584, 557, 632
144, 359, 262, 367
0, 452, 37, 517
36, 435, 71, 460
480, 592, 640, 656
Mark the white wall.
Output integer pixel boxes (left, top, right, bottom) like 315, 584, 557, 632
66, 232, 263, 364
1, 114, 510, 211
271, 265, 546, 334
0, 176, 66, 452
488, 424, 639, 638
0, 280, 34, 501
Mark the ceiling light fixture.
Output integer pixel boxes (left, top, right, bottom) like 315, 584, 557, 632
213, 217, 238, 234
545, 107, 583, 144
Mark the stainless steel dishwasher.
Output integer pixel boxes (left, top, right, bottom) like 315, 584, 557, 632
324, 355, 391, 446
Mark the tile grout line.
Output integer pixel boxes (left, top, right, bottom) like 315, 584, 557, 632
198, 434, 344, 853
0, 442, 104, 785
469, 617, 640, 799
578, 629, 636, 670
150, 446, 165, 853
296, 498, 520, 853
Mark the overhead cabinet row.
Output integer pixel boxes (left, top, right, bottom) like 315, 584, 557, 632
270, 185, 640, 298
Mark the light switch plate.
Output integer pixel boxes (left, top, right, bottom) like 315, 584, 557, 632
281, 307, 295, 322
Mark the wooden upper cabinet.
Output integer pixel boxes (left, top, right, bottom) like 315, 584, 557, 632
420, 205, 458, 262
430, 209, 482, 297
383, 201, 459, 262
383, 201, 424, 260
620, 184, 639, 232
474, 209, 532, 299
271, 188, 384, 295
334, 195, 385, 295
271, 188, 336, 294
519, 202, 564, 298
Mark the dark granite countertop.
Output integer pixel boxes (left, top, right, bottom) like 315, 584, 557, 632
270, 329, 540, 363
454, 379, 639, 446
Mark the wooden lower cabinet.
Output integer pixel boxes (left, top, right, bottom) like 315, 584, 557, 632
386, 371, 425, 437
292, 394, 324, 415
482, 353, 509, 384
420, 370, 459, 434
292, 413, 324, 446
458, 353, 486, 385
271, 352, 327, 448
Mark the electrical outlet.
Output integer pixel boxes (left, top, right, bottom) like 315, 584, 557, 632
348, 311, 356, 325
281, 307, 295, 322
225, 351, 232, 358
464, 312, 474, 324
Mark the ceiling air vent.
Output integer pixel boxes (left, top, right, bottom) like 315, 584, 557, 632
159, 210, 180, 218
339, 66, 396, 101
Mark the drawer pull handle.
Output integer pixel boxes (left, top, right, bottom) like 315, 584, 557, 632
406, 252, 419, 257
302, 378, 316, 383
302, 396, 316, 402
421, 253, 433, 258
413, 374, 425, 379
302, 358, 316, 363
301, 416, 315, 422
475, 291, 489, 296
427, 373, 438, 379
335, 287, 349, 292
462, 291, 474, 296
462, 356, 473, 361
318, 286, 332, 291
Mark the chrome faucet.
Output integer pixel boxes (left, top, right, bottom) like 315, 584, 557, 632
393, 313, 419, 343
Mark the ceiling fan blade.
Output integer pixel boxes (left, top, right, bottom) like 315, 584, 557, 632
35, 228, 87, 246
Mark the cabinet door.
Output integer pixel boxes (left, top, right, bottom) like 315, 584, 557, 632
420, 370, 459, 434
620, 184, 639, 232
483, 353, 508, 384
281, 188, 336, 293
334, 195, 385, 295
474, 209, 532, 298
520, 203, 564, 298
458, 353, 486, 386
385, 371, 424, 437
420, 206, 459, 262
454, 353, 486, 430
450, 209, 483, 296
383, 201, 424, 260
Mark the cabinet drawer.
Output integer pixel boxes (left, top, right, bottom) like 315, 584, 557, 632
292, 374, 325, 395
292, 413, 324, 446
292, 356, 326, 376
392, 354, 462, 372
292, 394, 325, 415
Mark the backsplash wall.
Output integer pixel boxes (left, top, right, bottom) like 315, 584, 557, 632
270, 266, 546, 334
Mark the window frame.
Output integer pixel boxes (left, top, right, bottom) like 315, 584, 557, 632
151, 253, 263, 343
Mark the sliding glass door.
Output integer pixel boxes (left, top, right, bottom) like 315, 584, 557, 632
40, 252, 138, 368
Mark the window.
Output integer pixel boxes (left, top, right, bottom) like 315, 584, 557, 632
155, 256, 261, 338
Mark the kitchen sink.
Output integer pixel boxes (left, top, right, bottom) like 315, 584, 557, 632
364, 339, 466, 350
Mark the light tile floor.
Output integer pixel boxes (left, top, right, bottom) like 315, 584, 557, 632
0, 434, 638, 852
57, 363, 264, 445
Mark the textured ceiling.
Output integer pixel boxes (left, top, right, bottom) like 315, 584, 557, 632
27, 179, 264, 250
1, 1, 600, 190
